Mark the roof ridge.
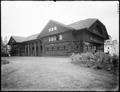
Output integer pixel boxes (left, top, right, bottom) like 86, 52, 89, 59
68, 18, 98, 30
49, 19, 75, 30
12, 35, 26, 38
26, 33, 39, 38
68, 18, 98, 26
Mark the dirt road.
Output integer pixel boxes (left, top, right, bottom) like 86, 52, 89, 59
1, 57, 118, 91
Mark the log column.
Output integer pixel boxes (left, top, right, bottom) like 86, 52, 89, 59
34, 42, 36, 56
42, 43, 45, 56
25, 44, 26, 56
28, 43, 29, 56
18, 47, 19, 56
37, 41, 39, 56
29, 43, 32, 56
36, 41, 38, 56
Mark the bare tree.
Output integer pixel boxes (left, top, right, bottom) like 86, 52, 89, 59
4, 36, 8, 45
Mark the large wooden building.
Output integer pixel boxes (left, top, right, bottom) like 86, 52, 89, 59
8, 18, 109, 56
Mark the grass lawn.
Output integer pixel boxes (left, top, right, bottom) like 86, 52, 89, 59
1, 56, 119, 91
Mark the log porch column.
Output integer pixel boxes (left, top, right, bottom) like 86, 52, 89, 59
28, 43, 29, 56
42, 43, 45, 56
18, 47, 19, 56
34, 42, 36, 56
38, 41, 40, 56
25, 44, 26, 56
30, 43, 32, 56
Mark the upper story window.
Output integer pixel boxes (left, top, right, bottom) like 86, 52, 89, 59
48, 26, 57, 32
51, 37, 54, 41
49, 34, 62, 42
53, 36, 56, 41
59, 34, 62, 40
54, 27, 57, 30
49, 37, 51, 42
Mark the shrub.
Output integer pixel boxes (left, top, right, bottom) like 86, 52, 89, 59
70, 51, 119, 75
70, 53, 82, 63
1, 59, 10, 65
70, 52, 95, 67
110, 55, 119, 75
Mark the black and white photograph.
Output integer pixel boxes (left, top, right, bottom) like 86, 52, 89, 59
1, 1, 119, 91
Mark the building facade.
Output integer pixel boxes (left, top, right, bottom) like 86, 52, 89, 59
8, 18, 109, 56
104, 39, 119, 56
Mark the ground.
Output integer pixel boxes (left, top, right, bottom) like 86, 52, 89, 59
1, 57, 118, 91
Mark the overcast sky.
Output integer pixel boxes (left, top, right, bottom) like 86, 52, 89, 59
1, 1, 119, 42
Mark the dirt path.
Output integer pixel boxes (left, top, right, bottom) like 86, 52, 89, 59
1, 57, 118, 91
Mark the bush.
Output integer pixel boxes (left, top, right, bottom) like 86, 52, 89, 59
1, 52, 9, 57
70, 52, 96, 67
1, 59, 10, 65
110, 55, 119, 75
70, 51, 119, 75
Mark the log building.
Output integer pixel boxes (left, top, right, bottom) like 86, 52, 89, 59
8, 18, 109, 56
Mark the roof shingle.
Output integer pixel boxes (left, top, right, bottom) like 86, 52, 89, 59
11, 33, 39, 43
68, 18, 98, 30
12, 36, 26, 42
24, 33, 39, 41
9, 18, 101, 43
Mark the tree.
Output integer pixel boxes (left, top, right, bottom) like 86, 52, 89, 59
1, 36, 9, 57
4, 36, 8, 45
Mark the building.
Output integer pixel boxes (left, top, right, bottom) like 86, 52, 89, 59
8, 34, 42, 56
8, 18, 109, 56
104, 39, 119, 56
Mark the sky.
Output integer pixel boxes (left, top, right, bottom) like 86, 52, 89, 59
1, 1, 119, 42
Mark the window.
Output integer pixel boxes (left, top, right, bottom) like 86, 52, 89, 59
54, 27, 57, 30
49, 36, 56, 42
48, 26, 57, 32
51, 37, 53, 41
51, 28, 54, 31
49, 35, 62, 42
59, 34, 62, 40
48, 28, 51, 32
49, 37, 50, 42
56, 35, 59, 41
53, 36, 56, 41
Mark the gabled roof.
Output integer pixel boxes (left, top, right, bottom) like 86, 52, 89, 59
49, 20, 74, 30
8, 18, 109, 44
8, 36, 25, 45
68, 18, 98, 30
24, 33, 39, 41
12, 36, 26, 42
8, 33, 40, 44
38, 20, 74, 38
